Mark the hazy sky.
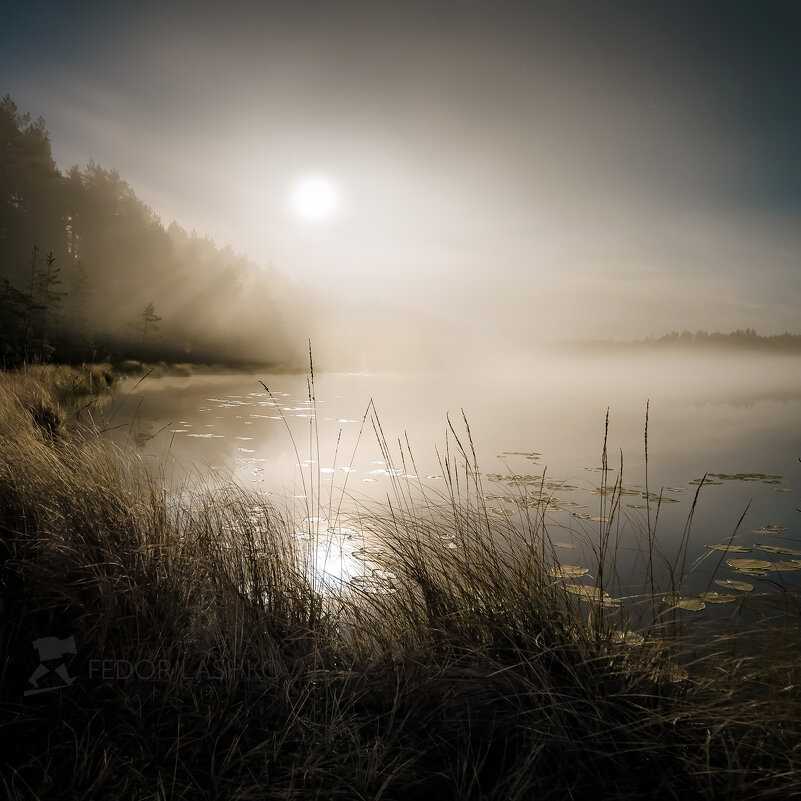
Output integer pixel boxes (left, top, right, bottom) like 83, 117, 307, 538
3, 0, 800, 343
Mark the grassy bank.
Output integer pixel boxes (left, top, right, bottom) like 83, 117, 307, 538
1, 372, 800, 800
7, 358, 305, 402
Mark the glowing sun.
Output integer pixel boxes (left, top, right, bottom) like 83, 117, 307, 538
290, 175, 339, 221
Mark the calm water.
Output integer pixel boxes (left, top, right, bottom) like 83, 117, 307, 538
100, 351, 801, 605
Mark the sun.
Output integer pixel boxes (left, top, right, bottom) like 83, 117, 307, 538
290, 175, 339, 221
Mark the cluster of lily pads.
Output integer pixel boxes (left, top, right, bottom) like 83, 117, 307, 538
491, 450, 799, 624
706, 529, 801, 579
165, 393, 463, 487
689, 472, 791, 492
543, 524, 799, 617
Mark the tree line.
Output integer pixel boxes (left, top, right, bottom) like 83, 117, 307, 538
0, 94, 308, 368
571, 328, 801, 352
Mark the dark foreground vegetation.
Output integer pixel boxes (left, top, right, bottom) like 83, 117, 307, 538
2, 369, 801, 799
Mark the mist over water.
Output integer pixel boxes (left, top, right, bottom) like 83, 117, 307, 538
4, 5, 801, 793
106, 349, 801, 599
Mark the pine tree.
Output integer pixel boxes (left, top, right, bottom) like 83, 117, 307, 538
139, 302, 162, 364
23, 244, 40, 359
36, 251, 66, 361
0, 278, 34, 366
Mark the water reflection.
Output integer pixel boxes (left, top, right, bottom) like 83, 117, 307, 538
98, 352, 801, 605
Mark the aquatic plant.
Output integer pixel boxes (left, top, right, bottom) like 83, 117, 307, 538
1, 370, 800, 800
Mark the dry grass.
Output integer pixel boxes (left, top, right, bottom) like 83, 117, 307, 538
1, 371, 800, 800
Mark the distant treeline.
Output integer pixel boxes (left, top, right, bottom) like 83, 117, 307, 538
568, 328, 801, 353
0, 94, 309, 368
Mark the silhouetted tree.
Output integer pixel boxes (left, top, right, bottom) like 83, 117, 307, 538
35, 251, 66, 360
0, 96, 64, 280
22, 245, 40, 358
138, 302, 161, 364
0, 278, 33, 366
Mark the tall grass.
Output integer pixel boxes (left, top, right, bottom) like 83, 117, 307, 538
1, 370, 800, 799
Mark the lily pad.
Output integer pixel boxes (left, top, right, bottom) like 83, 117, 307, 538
727, 558, 772, 570
327, 527, 360, 538
351, 546, 387, 561
772, 561, 801, 572
754, 544, 801, 556
371, 569, 397, 580
753, 525, 789, 535
711, 472, 782, 482
698, 592, 737, 604
565, 584, 609, 601
487, 507, 514, 517
593, 486, 640, 497
667, 598, 706, 611
706, 544, 752, 553
548, 565, 589, 579
715, 579, 753, 592
611, 630, 645, 646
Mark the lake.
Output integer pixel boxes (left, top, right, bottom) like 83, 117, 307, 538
99, 350, 801, 609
